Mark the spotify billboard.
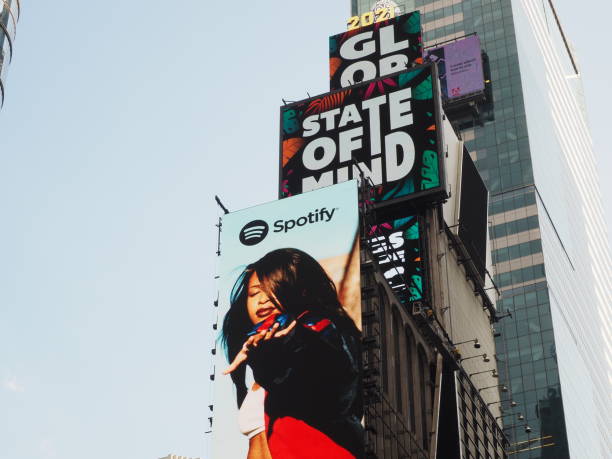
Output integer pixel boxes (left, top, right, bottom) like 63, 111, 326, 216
213, 181, 364, 458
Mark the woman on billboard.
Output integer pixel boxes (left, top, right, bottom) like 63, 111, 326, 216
221, 248, 364, 459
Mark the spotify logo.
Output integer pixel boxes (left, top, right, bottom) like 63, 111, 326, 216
239, 220, 269, 246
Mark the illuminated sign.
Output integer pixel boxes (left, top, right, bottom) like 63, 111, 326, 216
424, 35, 485, 101
280, 65, 445, 208
368, 213, 426, 305
330, 11, 423, 90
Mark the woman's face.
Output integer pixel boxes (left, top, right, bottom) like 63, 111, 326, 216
246, 272, 281, 325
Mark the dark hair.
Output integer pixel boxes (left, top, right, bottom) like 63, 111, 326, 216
221, 247, 356, 406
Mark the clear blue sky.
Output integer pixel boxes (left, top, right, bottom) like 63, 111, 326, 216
0, 1, 609, 458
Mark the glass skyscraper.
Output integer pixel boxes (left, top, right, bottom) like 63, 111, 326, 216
0, 0, 20, 107
350, 1, 611, 458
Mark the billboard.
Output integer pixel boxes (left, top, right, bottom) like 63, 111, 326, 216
458, 147, 489, 281
424, 35, 485, 101
213, 181, 363, 459
368, 213, 426, 306
280, 64, 445, 209
329, 11, 423, 90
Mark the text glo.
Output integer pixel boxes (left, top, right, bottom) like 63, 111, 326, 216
300, 87, 415, 192
339, 24, 411, 88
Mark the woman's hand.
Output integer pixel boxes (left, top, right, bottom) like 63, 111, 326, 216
223, 321, 297, 375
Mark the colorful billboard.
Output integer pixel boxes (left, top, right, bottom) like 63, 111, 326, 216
280, 64, 445, 209
213, 181, 363, 459
424, 35, 485, 101
368, 213, 426, 306
329, 11, 423, 90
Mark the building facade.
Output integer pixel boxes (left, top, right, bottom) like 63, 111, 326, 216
351, 1, 611, 458
0, 0, 20, 107
361, 200, 508, 458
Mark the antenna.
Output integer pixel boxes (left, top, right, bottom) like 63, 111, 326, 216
215, 195, 229, 215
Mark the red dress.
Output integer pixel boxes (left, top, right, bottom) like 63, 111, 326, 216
265, 412, 356, 458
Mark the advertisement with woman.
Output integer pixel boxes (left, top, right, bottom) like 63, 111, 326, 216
212, 181, 363, 459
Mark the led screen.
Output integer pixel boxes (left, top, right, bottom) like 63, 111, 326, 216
458, 147, 488, 281
424, 35, 485, 101
280, 64, 445, 209
368, 213, 425, 306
